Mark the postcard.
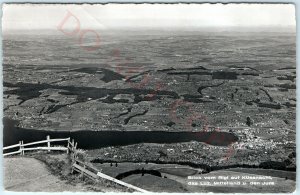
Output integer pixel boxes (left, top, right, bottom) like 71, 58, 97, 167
2, 3, 296, 193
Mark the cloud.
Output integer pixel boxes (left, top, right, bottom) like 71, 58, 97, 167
2, 3, 296, 31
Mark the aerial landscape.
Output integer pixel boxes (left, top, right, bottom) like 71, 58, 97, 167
2, 3, 296, 193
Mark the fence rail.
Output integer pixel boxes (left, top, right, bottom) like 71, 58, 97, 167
4, 150, 22, 156
3, 143, 21, 150
22, 147, 68, 151
21, 138, 70, 147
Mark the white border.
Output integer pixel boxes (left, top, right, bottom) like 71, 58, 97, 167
0, 1, 297, 195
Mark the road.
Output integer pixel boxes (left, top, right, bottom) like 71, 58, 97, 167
4, 157, 87, 192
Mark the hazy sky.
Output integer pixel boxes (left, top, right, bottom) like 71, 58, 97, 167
2, 4, 296, 31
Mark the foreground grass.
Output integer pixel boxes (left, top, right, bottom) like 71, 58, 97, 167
30, 151, 132, 192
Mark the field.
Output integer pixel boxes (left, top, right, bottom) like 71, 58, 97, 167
3, 30, 296, 192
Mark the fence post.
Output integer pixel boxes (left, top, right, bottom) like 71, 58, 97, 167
67, 138, 70, 154
74, 142, 78, 159
72, 139, 75, 151
81, 164, 85, 178
19, 141, 22, 155
21, 141, 25, 155
47, 135, 50, 152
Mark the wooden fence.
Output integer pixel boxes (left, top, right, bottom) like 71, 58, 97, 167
72, 158, 149, 193
3, 135, 71, 157
3, 136, 149, 192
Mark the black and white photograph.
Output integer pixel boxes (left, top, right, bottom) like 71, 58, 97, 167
1, 3, 296, 193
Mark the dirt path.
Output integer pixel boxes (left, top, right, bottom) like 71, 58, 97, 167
4, 157, 88, 192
